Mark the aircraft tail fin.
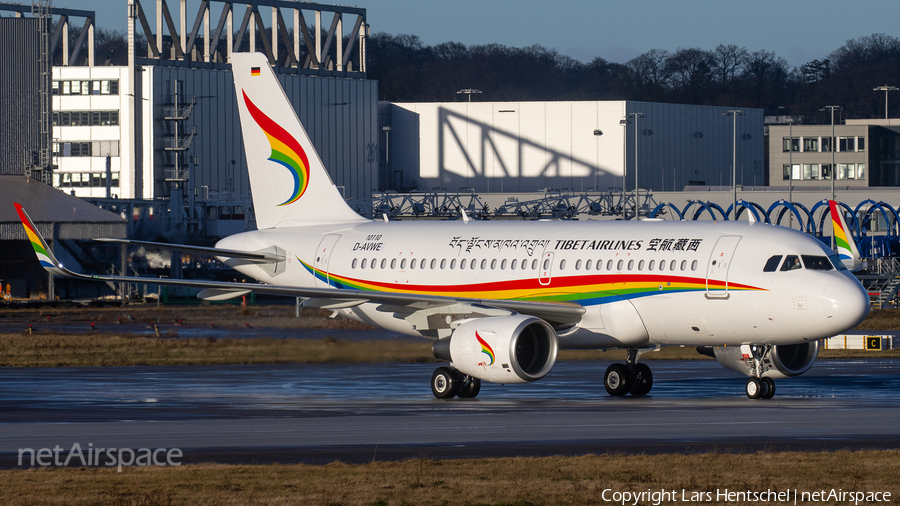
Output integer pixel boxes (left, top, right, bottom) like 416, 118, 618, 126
230, 52, 367, 229
829, 200, 862, 271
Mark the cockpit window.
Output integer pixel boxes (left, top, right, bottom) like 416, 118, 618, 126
801, 255, 834, 271
780, 255, 802, 271
763, 255, 782, 272
828, 253, 848, 271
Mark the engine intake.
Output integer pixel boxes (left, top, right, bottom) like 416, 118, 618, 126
431, 315, 558, 384
704, 341, 819, 379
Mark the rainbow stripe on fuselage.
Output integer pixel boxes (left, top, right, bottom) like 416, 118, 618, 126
299, 258, 762, 306
242, 91, 310, 206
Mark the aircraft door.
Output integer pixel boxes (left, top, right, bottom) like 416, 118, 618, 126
314, 234, 342, 288
706, 235, 741, 298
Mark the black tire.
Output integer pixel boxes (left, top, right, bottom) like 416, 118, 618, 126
456, 376, 482, 399
629, 363, 653, 396
604, 363, 630, 396
431, 367, 458, 399
745, 377, 763, 399
761, 377, 776, 399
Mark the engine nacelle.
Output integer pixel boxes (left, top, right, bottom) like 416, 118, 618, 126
705, 341, 819, 379
432, 315, 558, 384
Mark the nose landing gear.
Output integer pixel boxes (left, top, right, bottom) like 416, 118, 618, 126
744, 345, 777, 399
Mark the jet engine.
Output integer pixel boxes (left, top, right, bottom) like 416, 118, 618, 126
699, 341, 819, 378
432, 315, 558, 384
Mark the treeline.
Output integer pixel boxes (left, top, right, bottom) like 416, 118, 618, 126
366, 32, 900, 124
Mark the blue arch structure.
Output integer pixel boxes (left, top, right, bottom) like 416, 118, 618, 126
767, 201, 813, 233
682, 200, 724, 221
729, 200, 769, 223
811, 200, 858, 237
649, 202, 684, 220
853, 200, 900, 237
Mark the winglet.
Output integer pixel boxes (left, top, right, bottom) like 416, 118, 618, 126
14, 203, 69, 277
829, 200, 862, 271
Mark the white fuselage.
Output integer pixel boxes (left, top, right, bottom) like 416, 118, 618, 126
217, 219, 870, 350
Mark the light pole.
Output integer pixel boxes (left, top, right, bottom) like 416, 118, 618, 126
787, 117, 793, 228
821, 105, 841, 250
874, 85, 898, 119
620, 113, 644, 219
723, 110, 743, 219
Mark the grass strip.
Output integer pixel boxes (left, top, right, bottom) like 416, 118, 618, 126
3, 450, 899, 505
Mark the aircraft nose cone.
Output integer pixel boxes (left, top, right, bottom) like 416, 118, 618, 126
823, 278, 870, 333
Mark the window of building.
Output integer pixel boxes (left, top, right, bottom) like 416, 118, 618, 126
858, 163, 866, 180
821, 137, 832, 152
782, 137, 799, 152
839, 137, 855, 152
52, 111, 119, 127
822, 164, 832, 180
838, 163, 854, 180
803, 164, 818, 180
803, 137, 818, 152
53, 171, 120, 188
52, 79, 119, 96
858, 137, 866, 151
783, 165, 790, 181
791, 164, 800, 180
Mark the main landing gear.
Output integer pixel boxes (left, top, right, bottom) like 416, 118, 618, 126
431, 366, 482, 399
604, 348, 653, 397
744, 345, 776, 399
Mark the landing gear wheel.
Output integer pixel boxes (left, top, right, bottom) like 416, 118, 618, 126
604, 363, 631, 396
761, 377, 776, 399
431, 367, 459, 399
745, 377, 763, 399
456, 375, 481, 399
629, 363, 653, 396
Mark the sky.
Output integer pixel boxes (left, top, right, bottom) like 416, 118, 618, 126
50, 0, 900, 68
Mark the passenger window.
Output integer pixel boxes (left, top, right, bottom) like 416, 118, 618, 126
781, 255, 801, 271
400, 259, 407, 269
585, 259, 592, 270
691, 260, 698, 271
531, 259, 538, 270
802, 255, 833, 271
660, 260, 666, 271
501, 259, 507, 270
607, 260, 613, 271
381, 259, 387, 269
670, 260, 677, 271
351, 259, 358, 269
680, 260, 687, 271
575, 259, 582, 270
361, 259, 368, 269
763, 255, 782, 272
430, 259, 437, 269
491, 259, 497, 270
481, 259, 487, 269
472, 260, 478, 270
451, 259, 457, 269
638, 260, 644, 271
649, 260, 656, 270
627, 260, 634, 271
543, 259, 550, 270
560, 259, 567, 270
460, 259, 467, 269
371, 258, 377, 269
511, 259, 518, 269
391, 259, 397, 269
440, 259, 447, 269
410, 259, 417, 269
617, 260, 624, 271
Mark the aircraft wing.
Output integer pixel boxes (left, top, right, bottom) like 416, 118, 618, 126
15, 204, 584, 327
94, 238, 284, 262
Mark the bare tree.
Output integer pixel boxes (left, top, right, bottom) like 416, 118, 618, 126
712, 44, 749, 90
665, 47, 715, 103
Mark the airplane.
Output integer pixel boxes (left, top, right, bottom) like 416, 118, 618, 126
15, 52, 870, 400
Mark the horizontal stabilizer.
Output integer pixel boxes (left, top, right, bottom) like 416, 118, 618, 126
197, 288, 252, 301
95, 238, 284, 262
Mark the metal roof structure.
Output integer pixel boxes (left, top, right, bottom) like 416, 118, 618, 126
0, 175, 126, 240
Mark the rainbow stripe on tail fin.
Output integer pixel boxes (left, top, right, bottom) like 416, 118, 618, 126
829, 200, 862, 271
